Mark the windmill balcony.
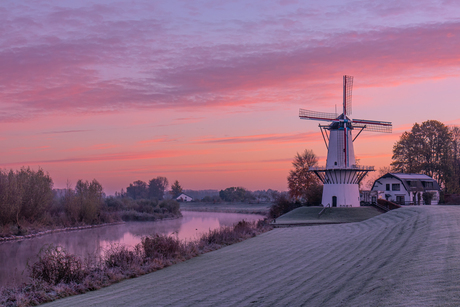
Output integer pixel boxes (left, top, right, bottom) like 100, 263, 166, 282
309, 165, 375, 171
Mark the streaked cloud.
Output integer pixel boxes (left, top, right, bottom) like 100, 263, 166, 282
40, 129, 91, 135
194, 132, 321, 144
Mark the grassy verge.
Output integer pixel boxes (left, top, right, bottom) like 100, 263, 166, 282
0, 219, 272, 307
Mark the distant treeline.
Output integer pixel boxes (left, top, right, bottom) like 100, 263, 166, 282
0, 167, 282, 236
0, 169, 181, 236
181, 188, 284, 203
0, 167, 109, 229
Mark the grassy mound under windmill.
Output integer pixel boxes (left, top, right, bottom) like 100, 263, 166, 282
273, 206, 382, 226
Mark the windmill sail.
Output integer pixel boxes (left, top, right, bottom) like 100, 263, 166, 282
343, 75, 353, 116
352, 118, 392, 133
299, 109, 338, 122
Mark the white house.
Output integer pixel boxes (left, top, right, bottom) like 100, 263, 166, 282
371, 173, 441, 205
176, 193, 193, 202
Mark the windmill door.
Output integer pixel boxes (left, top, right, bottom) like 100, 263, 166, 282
332, 196, 337, 207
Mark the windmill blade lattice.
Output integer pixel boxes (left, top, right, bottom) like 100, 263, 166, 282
352, 118, 392, 133
299, 109, 338, 122
344, 75, 353, 116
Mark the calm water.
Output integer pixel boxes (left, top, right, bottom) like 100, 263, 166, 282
0, 211, 265, 287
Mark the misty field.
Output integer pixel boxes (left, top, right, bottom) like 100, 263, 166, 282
179, 201, 271, 215
43, 206, 460, 306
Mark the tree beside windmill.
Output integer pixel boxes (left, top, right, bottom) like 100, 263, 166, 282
299, 75, 392, 207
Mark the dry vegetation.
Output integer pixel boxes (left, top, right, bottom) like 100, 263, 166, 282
0, 219, 271, 307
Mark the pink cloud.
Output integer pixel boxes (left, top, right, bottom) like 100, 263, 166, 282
2, 11, 460, 122
138, 137, 178, 144
194, 132, 322, 144
2, 149, 206, 166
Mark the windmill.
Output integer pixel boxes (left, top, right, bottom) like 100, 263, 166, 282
299, 75, 392, 207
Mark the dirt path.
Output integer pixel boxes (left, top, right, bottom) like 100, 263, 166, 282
43, 206, 460, 306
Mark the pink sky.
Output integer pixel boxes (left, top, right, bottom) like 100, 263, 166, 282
1, 0, 460, 194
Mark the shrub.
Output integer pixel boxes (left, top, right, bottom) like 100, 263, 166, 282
104, 244, 144, 269
159, 200, 181, 215
268, 195, 302, 219
422, 192, 434, 205
200, 220, 260, 246
142, 234, 183, 259
28, 245, 85, 285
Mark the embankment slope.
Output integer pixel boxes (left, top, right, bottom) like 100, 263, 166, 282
43, 206, 460, 306
274, 206, 382, 225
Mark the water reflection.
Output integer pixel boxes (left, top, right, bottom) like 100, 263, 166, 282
0, 211, 264, 287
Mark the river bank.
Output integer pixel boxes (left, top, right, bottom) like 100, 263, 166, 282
0, 211, 265, 289
40, 206, 460, 306
0, 221, 125, 243
0, 211, 184, 243
1, 215, 271, 306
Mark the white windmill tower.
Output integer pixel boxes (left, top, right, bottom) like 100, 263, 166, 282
300, 75, 392, 207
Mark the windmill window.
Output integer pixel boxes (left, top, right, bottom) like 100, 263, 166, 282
334, 162, 337, 165
392, 184, 400, 191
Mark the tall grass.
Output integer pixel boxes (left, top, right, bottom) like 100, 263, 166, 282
0, 219, 272, 307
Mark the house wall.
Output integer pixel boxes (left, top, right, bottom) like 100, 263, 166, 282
372, 177, 440, 205
372, 177, 411, 204
177, 194, 193, 202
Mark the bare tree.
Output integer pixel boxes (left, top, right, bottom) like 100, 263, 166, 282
287, 149, 322, 203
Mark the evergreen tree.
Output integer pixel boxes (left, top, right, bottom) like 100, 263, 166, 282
170, 180, 183, 198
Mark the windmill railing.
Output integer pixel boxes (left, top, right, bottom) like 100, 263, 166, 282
318, 203, 331, 218
309, 165, 375, 171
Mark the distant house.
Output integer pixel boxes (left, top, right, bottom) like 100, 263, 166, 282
176, 193, 193, 202
371, 173, 441, 205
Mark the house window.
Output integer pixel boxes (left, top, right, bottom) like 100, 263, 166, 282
386, 184, 390, 191
392, 183, 400, 191
424, 181, 433, 189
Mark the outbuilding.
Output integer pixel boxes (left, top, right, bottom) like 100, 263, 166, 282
176, 193, 193, 202
371, 173, 441, 205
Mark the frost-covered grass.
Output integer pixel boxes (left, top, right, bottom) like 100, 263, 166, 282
0, 220, 272, 307
179, 201, 271, 215
39, 206, 460, 307
274, 206, 382, 225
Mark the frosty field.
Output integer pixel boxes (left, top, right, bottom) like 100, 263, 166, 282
43, 206, 460, 306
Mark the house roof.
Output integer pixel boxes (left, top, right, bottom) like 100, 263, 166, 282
372, 173, 441, 192
389, 173, 433, 180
